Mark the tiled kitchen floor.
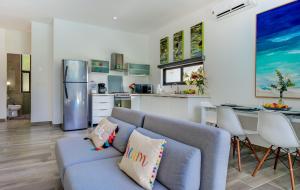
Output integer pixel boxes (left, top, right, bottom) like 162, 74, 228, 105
0, 119, 298, 190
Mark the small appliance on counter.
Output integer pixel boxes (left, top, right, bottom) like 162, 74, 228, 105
98, 83, 107, 94
89, 81, 97, 94
134, 84, 153, 94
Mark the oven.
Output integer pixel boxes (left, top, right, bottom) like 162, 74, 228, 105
114, 93, 131, 109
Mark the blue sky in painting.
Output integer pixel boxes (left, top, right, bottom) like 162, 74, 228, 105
256, 0, 300, 91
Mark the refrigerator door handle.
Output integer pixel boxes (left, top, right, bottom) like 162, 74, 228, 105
64, 84, 69, 99
64, 65, 69, 82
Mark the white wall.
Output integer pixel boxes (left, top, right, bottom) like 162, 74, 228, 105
31, 22, 53, 122
148, 0, 300, 108
0, 28, 31, 119
5, 29, 31, 54
0, 29, 6, 119
52, 19, 149, 124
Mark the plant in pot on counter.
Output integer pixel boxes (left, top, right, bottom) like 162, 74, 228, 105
263, 69, 295, 110
129, 83, 135, 94
184, 67, 207, 95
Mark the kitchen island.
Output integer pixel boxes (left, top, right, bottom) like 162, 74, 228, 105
131, 94, 211, 123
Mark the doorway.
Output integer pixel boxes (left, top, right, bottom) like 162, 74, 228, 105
6, 53, 31, 120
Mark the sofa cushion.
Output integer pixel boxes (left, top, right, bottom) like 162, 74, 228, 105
63, 157, 168, 190
143, 115, 231, 190
111, 107, 145, 128
107, 116, 136, 153
136, 128, 201, 190
55, 136, 121, 180
119, 130, 166, 190
89, 118, 118, 149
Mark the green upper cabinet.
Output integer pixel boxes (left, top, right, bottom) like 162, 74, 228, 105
125, 63, 150, 76
91, 60, 109, 73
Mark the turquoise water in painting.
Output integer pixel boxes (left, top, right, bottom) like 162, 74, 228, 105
256, 1, 300, 95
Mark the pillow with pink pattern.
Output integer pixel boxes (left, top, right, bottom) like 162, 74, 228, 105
89, 118, 117, 150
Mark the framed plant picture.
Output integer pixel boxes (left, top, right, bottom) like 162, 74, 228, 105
191, 22, 204, 58
91, 60, 109, 73
173, 31, 184, 62
255, 1, 300, 98
160, 37, 169, 64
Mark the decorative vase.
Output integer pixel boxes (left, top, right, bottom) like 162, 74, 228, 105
278, 91, 283, 104
198, 86, 204, 95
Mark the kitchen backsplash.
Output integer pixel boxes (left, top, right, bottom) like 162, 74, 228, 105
89, 71, 149, 93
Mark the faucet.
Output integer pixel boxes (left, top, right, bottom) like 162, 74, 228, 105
171, 83, 180, 94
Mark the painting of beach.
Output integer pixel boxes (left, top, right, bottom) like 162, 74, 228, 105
256, 1, 300, 98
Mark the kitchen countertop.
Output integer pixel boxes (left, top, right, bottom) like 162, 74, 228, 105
90, 93, 210, 98
90, 93, 114, 96
131, 93, 210, 98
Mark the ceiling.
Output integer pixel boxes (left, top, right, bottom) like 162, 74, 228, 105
0, 0, 213, 33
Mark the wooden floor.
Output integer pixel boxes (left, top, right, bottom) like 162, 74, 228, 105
0, 120, 299, 190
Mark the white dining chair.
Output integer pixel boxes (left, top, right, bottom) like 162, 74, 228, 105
217, 106, 259, 172
252, 111, 300, 190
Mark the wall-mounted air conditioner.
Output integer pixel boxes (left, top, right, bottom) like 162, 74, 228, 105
212, 0, 256, 19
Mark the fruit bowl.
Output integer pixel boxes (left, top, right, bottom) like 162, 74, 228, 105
263, 103, 291, 111
183, 89, 196, 94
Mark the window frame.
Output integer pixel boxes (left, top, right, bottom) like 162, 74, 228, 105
21, 54, 31, 93
162, 62, 203, 86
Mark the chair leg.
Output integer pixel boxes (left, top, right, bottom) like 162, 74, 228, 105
245, 137, 260, 162
252, 145, 273, 176
232, 136, 236, 159
273, 147, 281, 170
287, 152, 295, 190
236, 138, 242, 172
297, 149, 300, 157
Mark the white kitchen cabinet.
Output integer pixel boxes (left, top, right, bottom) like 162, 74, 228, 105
130, 95, 141, 111
130, 94, 211, 123
89, 94, 114, 126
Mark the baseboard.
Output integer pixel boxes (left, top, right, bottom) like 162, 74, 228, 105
30, 121, 64, 128
31, 121, 52, 126
0, 118, 6, 122
52, 123, 62, 128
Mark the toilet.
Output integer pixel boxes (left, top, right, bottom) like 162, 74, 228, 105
7, 105, 22, 118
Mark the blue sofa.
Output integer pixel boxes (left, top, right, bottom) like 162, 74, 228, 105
56, 107, 230, 190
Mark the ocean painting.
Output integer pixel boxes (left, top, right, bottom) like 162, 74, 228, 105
256, 1, 300, 98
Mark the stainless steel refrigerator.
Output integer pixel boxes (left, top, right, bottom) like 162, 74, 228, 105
63, 60, 88, 131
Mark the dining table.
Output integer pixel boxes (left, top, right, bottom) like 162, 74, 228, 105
205, 104, 300, 147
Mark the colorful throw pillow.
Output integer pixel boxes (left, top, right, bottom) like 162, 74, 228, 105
119, 130, 166, 190
102, 129, 118, 149
89, 118, 118, 150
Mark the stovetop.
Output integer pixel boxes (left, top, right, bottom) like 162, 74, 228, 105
112, 92, 131, 98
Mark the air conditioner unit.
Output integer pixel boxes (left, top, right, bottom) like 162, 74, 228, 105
212, 0, 256, 19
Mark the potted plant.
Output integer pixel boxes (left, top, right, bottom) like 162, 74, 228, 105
270, 69, 295, 104
129, 83, 135, 94
184, 67, 207, 95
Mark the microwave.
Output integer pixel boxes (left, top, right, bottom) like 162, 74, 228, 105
134, 84, 153, 94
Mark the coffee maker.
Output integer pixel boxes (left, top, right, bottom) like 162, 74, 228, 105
98, 83, 107, 94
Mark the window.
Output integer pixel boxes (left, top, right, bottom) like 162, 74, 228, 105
163, 63, 203, 85
165, 68, 181, 83
183, 65, 203, 79
21, 54, 31, 93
